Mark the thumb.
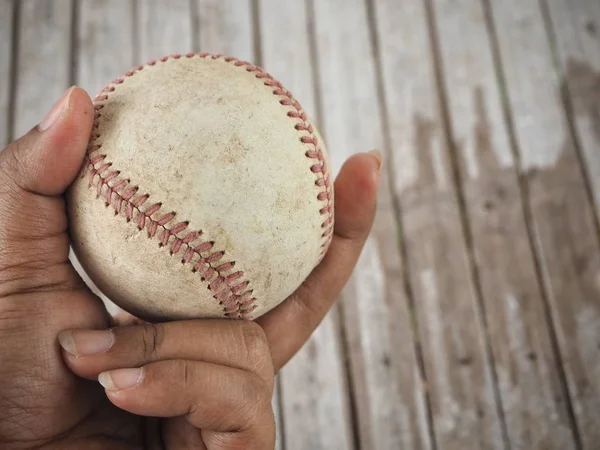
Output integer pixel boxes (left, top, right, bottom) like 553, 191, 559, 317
0, 87, 94, 297
0, 86, 93, 196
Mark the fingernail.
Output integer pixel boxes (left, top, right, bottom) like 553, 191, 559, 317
368, 149, 383, 186
58, 329, 114, 356
368, 149, 383, 170
99, 368, 144, 391
39, 86, 74, 131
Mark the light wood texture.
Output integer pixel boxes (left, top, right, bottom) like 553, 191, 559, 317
13, 0, 73, 138
259, 2, 354, 449
272, 380, 284, 450
432, 0, 578, 448
372, 0, 506, 447
0, 0, 12, 147
195, 0, 254, 62
77, 0, 135, 97
545, 0, 600, 219
489, 0, 600, 447
312, 0, 432, 448
281, 309, 352, 450
137, 0, 194, 62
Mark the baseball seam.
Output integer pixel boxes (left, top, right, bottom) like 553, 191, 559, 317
83, 52, 334, 319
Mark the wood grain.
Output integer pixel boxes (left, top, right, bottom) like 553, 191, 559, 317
194, 0, 254, 62
544, 0, 600, 219
431, 0, 578, 448
77, 0, 135, 97
258, 2, 354, 449
137, 0, 194, 62
13, 0, 73, 138
488, 0, 600, 447
372, 0, 507, 447
0, 0, 12, 147
272, 380, 284, 450
312, 0, 432, 448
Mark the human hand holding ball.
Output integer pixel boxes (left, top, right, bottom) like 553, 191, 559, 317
0, 54, 380, 449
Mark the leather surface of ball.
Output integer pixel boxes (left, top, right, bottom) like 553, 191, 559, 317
67, 53, 334, 321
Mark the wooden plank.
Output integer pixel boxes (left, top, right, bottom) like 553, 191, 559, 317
194, 0, 254, 62
137, 0, 194, 62
0, 0, 12, 147
77, 0, 135, 97
74, 0, 135, 314
371, 0, 507, 448
544, 0, 600, 219
373, 0, 508, 447
311, 0, 433, 448
488, 0, 600, 447
258, 2, 354, 449
13, 0, 73, 138
431, 0, 578, 448
344, 231, 433, 450
282, 310, 353, 450
272, 379, 284, 450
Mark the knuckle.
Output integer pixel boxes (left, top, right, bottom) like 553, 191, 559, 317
238, 322, 272, 372
239, 372, 273, 425
254, 375, 273, 409
178, 359, 194, 393
140, 323, 165, 360
0, 155, 19, 199
294, 283, 327, 321
0, 142, 27, 187
168, 360, 197, 415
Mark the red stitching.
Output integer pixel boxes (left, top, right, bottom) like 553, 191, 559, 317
83, 153, 257, 319
85, 53, 333, 319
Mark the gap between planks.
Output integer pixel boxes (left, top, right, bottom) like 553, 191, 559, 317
483, 0, 600, 447
422, 0, 511, 447
364, 0, 438, 447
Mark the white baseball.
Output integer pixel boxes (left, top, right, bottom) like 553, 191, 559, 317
67, 53, 334, 321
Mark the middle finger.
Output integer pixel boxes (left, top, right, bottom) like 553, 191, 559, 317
58, 320, 274, 384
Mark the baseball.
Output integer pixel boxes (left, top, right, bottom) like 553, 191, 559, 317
67, 53, 334, 322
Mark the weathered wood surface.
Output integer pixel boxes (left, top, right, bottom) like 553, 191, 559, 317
431, 0, 578, 448
544, 0, 600, 446
545, 0, 600, 218
3, 0, 600, 448
258, 2, 355, 449
312, 0, 431, 449
76, 0, 134, 98
195, 0, 255, 61
272, 382, 284, 450
0, 0, 12, 147
13, 0, 73, 138
489, 0, 600, 448
138, 0, 194, 61
372, 0, 506, 448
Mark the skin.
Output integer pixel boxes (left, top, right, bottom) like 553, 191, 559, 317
0, 87, 380, 449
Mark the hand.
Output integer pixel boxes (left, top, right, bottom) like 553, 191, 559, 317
0, 87, 380, 449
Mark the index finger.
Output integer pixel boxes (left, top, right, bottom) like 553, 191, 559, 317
256, 152, 381, 371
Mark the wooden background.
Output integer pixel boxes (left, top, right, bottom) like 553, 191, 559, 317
1, 0, 599, 449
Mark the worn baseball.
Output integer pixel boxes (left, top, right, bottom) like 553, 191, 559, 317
67, 53, 334, 322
